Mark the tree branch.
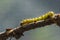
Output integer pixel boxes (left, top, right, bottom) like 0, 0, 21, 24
0, 18, 54, 40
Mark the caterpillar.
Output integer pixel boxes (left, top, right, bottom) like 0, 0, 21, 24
20, 11, 55, 26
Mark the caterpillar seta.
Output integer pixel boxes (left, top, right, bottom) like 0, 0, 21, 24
20, 11, 55, 26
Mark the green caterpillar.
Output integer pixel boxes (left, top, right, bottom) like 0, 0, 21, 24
20, 11, 55, 26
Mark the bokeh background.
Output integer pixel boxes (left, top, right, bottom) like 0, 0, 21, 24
0, 0, 60, 40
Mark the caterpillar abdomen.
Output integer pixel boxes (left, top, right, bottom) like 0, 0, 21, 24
20, 11, 54, 26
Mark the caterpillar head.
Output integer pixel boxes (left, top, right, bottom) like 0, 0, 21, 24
47, 11, 54, 17
41, 11, 55, 20
45, 11, 54, 19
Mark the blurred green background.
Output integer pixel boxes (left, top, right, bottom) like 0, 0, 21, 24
0, 0, 60, 40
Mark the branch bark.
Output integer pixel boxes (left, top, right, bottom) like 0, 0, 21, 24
0, 18, 55, 40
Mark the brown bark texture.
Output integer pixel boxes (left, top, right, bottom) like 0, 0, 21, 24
0, 14, 60, 40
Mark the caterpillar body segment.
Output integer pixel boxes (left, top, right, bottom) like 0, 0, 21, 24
40, 11, 54, 20
20, 11, 55, 26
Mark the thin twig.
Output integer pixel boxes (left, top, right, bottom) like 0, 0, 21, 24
0, 14, 60, 40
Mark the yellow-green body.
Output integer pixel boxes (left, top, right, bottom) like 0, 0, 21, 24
20, 11, 55, 26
